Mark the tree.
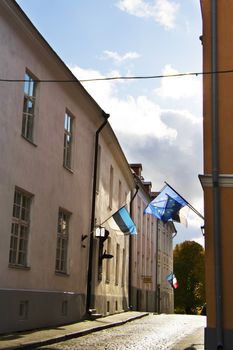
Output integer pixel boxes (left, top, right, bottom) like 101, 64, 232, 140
173, 240, 205, 314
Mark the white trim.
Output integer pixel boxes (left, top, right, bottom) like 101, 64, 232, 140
0, 288, 79, 295
199, 174, 233, 187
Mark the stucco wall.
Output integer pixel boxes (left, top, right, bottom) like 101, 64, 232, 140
0, 0, 104, 332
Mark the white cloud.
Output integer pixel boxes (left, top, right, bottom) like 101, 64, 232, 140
70, 64, 203, 244
116, 0, 179, 29
70, 65, 177, 141
155, 64, 202, 99
191, 236, 205, 248
102, 50, 140, 63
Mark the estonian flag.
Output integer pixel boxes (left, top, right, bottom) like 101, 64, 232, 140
107, 207, 137, 235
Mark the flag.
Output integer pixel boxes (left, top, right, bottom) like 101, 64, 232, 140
144, 184, 187, 223
172, 206, 189, 227
166, 273, 179, 289
107, 207, 137, 235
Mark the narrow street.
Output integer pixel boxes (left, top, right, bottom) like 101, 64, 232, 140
36, 314, 206, 350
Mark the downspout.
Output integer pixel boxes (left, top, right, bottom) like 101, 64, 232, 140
86, 111, 110, 314
211, 1, 223, 348
155, 219, 160, 313
129, 184, 139, 309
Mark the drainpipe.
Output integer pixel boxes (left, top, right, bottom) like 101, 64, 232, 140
128, 184, 139, 309
155, 219, 159, 313
86, 111, 110, 314
211, 1, 223, 348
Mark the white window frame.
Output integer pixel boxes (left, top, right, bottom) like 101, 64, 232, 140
55, 209, 70, 273
9, 189, 31, 267
115, 243, 120, 285
63, 111, 74, 169
106, 237, 111, 283
22, 71, 37, 141
109, 165, 114, 209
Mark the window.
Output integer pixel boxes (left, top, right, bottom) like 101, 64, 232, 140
109, 165, 114, 209
118, 180, 122, 208
96, 145, 101, 193
19, 301, 29, 320
61, 301, 68, 316
55, 209, 70, 273
122, 248, 126, 286
115, 243, 120, 285
22, 71, 37, 141
9, 189, 31, 267
106, 237, 111, 283
63, 112, 73, 169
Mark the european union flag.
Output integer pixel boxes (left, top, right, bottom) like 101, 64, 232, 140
144, 184, 187, 223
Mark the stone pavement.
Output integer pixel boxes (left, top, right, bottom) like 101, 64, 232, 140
171, 326, 204, 350
0, 312, 205, 350
0, 311, 149, 350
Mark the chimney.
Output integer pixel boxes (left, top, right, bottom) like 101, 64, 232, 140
130, 163, 142, 178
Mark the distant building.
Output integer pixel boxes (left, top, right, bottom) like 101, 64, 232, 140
200, 1, 233, 348
157, 220, 175, 314
87, 124, 135, 317
130, 164, 175, 313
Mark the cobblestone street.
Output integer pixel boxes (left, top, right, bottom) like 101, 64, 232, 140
36, 314, 206, 350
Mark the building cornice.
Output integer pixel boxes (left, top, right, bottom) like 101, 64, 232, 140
199, 174, 233, 188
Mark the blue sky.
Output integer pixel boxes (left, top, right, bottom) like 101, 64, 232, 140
16, 0, 204, 246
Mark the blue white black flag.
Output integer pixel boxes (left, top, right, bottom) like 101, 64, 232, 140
107, 207, 137, 235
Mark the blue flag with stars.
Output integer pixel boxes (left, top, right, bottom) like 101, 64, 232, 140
144, 184, 187, 223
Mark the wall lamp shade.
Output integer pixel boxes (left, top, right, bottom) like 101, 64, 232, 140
201, 225, 205, 236
95, 227, 106, 237
101, 250, 113, 260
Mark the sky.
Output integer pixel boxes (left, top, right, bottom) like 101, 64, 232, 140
16, 0, 204, 247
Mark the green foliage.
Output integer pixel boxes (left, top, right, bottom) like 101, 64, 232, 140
173, 240, 205, 314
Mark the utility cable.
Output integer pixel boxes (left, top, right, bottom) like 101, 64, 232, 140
1, 68, 233, 83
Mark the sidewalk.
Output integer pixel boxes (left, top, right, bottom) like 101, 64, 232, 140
0, 311, 149, 350
170, 326, 204, 350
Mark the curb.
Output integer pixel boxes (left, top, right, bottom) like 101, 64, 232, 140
6, 313, 149, 350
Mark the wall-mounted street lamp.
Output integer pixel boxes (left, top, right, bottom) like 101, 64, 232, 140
95, 227, 113, 280
201, 225, 205, 236
81, 234, 88, 248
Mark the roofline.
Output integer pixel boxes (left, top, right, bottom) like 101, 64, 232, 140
5, 1, 134, 186
7, 0, 106, 115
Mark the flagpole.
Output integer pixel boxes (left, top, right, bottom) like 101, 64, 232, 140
164, 182, 204, 220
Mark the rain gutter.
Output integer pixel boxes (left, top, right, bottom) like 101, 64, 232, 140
129, 184, 139, 308
211, 1, 223, 348
86, 112, 110, 313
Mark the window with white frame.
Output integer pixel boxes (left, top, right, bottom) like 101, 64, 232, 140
63, 112, 73, 169
109, 165, 114, 209
55, 209, 70, 273
106, 237, 111, 283
96, 145, 101, 193
121, 248, 126, 286
118, 180, 122, 208
22, 71, 37, 141
9, 189, 31, 266
115, 243, 120, 285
